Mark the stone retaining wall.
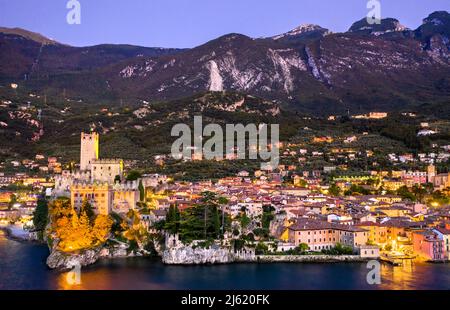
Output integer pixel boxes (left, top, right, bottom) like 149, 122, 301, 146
254, 255, 370, 263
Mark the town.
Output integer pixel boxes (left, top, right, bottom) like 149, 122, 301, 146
1, 127, 449, 266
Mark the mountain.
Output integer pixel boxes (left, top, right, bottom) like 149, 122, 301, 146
348, 18, 409, 36
270, 24, 331, 43
415, 11, 450, 51
0, 27, 185, 80
0, 27, 59, 45
1, 12, 449, 115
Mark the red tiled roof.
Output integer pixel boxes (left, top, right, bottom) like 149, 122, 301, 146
288, 218, 367, 233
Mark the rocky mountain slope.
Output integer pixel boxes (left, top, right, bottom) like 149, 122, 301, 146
0, 12, 449, 114
0, 27, 185, 79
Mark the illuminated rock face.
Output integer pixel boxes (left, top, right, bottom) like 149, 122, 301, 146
162, 245, 234, 265
46, 242, 137, 270
162, 236, 255, 265
46, 248, 99, 270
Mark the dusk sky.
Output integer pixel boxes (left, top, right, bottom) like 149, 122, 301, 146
0, 0, 449, 48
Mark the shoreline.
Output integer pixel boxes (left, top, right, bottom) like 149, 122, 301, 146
4, 232, 447, 267
253, 255, 371, 264
0, 225, 35, 242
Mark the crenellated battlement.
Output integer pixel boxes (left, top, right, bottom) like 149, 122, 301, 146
92, 158, 123, 165
113, 180, 140, 191
71, 181, 111, 190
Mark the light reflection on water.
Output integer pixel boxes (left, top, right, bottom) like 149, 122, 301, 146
1, 231, 449, 290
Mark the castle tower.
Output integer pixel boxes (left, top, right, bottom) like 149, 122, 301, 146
427, 164, 436, 184
80, 132, 99, 171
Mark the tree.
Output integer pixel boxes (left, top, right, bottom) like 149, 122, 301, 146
322, 243, 354, 255
164, 205, 180, 234
211, 206, 221, 238
345, 184, 370, 196
138, 179, 145, 202
329, 184, 341, 197
239, 214, 251, 230
126, 170, 142, 181
121, 209, 149, 250
176, 192, 230, 243
412, 185, 427, 203
397, 186, 416, 202
32, 197, 48, 240
48, 198, 113, 252
80, 198, 95, 221
8, 194, 17, 210
262, 205, 275, 231
253, 227, 269, 239
296, 243, 309, 253
255, 242, 269, 255
92, 215, 113, 244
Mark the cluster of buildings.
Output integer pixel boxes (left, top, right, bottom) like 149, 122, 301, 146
1, 130, 449, 263
141, 168, 450, 261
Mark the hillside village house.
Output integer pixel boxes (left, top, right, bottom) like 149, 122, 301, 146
432, 227, 450, 260
356, 222, 388, 246
413, 230, 446, 261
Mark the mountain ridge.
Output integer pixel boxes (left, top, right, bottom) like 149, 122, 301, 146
1, 11, 449, 115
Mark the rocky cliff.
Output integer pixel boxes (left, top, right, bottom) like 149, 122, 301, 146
1, 11, 449, 114
162, 244, 235, 265
46, 242, 142, 271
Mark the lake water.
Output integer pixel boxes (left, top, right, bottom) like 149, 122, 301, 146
1, 231, 449, 290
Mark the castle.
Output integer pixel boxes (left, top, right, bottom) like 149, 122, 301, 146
54, 132, 139, 215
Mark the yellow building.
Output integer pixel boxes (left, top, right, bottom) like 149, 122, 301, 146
112, 182, 140, 213
71, 183, 113, 216
356, 222, 388, 245
391, 171, 404, 178
383, 180, 404, 191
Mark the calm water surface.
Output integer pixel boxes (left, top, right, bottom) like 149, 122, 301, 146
1, 231, 449, 290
